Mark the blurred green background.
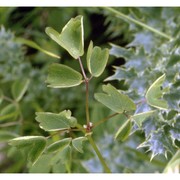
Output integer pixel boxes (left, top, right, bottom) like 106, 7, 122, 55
0, 7, 179, 173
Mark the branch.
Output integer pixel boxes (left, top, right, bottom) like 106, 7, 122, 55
87, 135, 111, 173
78, 57, 90, 130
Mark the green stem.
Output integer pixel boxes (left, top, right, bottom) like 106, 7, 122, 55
77, 58, 111, 172
78, 57, 90, 126
0, 122, 20, 127
3, 95, 14, 103
104, 7, 172, 40
87, 135, 111, 173
93, 113, 119, 128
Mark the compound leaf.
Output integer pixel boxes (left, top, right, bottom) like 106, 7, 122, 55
146, 74, 168, 110
9, 136, 46, 165
72, 137, 87, 153
46, 63, 83, 88
11, 79, 30, 102
35, 110, 77, 131
94, 84, 136, 113
45, 15, 84, 59
87, 41, 109, 77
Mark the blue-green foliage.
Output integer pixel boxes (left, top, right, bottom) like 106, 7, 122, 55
105, 7, 180, 159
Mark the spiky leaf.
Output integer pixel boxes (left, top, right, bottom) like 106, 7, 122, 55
138, 129, 176, 159
45, 16, 84, 59
35, 110, 77, 131
46, 63, 83, 88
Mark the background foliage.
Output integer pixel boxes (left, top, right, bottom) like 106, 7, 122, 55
0, 7, 179, 173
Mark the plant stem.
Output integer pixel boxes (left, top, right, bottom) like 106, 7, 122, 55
104, 7, 172, 40
0, 122, 20, 127
3, 95, 14, 103
87, 135, 111, 173
77, 58, 111, 172
78, 57, 90, 127
93, 112, 119, 128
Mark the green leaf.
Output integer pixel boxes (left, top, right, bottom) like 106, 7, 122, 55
46, 63, 83, 88
47, 138, 72, 153
45, 15, 84, 59
114, 119, 132, 141
146, 74, 168, 110
52, 162, 66, 173
132, 111, 155, 128
29, 154, 52, 173
94, 84, 136, 113
15, 37, 60, 59
51, 145, 71, 165
86, 41, 93, 67
11, 79, 30, 102
9, 136, 46, 165
0, 104, 19, 121
87, 41, 109, 77
163, 150, 180, 173
72, 137, 87, 153
35, 110, 77, 131
0, 131, 18, 142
